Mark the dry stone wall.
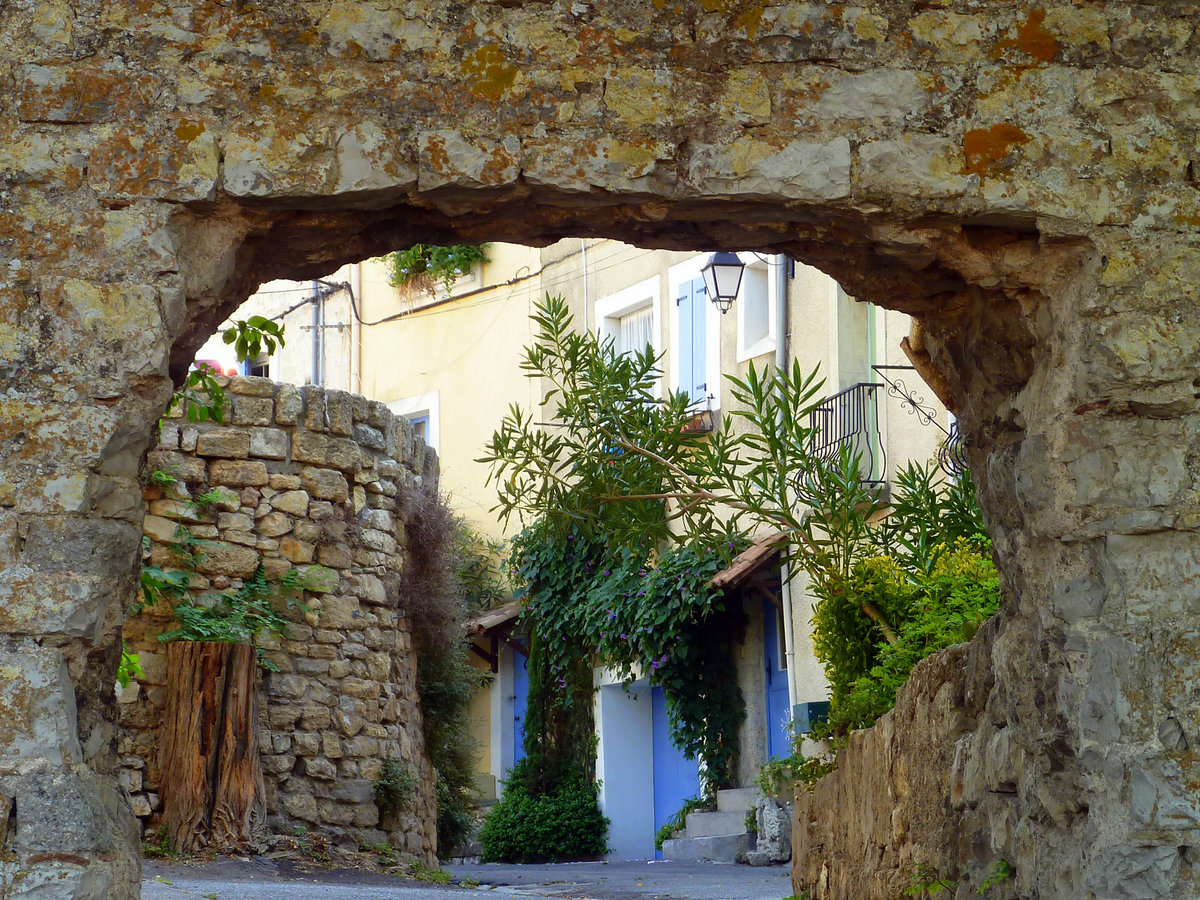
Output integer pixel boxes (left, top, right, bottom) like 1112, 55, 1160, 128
792, 635, 994, 899
119, 377, 437, 862
2, 1, 1200, 897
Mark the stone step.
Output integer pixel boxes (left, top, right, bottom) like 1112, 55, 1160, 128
716, 787, 758, 813
661, 833, 753, 863
685, 810, 749, 838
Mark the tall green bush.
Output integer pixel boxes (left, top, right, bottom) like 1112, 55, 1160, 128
478, 759, 608, 863
402, 491, 494, 857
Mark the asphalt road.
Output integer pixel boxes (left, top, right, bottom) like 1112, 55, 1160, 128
141, 858, 792, 900
448, 859, 792, 900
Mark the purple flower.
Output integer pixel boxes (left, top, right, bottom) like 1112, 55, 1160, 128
603, 569, 611, 576
620, 633, 627, 639
609, 611, 616, 619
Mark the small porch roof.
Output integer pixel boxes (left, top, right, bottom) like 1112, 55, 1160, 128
466, 600, 523, 636
708, 532, 786, 592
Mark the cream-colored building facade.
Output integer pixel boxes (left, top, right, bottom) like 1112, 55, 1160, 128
204, 239, 952, 849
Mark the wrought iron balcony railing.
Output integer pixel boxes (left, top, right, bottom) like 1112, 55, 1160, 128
807, 382, 886, 485
872, 365, 968, 478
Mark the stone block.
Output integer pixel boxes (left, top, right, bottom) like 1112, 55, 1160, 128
275, 384, 303, 425
147, 453, 206, 484
231, 395, 274, 426
352, 575, 389, 606
332, 779, 374, 805
262, 754, 295, 776
142, 514, 180, 544
210, 460, 269, 487
342, 677, 381, 700
292, 430, 329, 465
280, 538, 315, 564
217, 512, 253, 532
194, 542, 260, 577
326, 390, 354, 436
196, 430, 251, 459
300, 467, 349, 501
280, 791, 319, 822
227, 376, 276, 398
316, 543, 353, 569
270, 473, 303, 491
316, 799, 356, 826
327, 438, 361, 472
300, 705, 332, 730
302, 387, 329, 432
317, 594, 361, 629
249, 426, 289, 459
273, 490, 310, 516
352, 424, 386, 451
322, 732, 343, 759
267, 705, 302, 731
304, 757, 337, 780
257, 511, 293, 538
294, 657, 331, 676
293, 733, 320, 757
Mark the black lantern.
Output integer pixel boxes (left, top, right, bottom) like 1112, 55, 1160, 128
700, 251, 745, 314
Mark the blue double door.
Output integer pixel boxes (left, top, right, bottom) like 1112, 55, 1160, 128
652, 685, 700, 857
763, 596, 792, 759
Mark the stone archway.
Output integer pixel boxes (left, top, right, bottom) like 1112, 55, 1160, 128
2, 2, 1198, 896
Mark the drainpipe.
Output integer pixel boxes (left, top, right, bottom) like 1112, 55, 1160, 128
581, 239, 590, 328
311, 281, 322, 386
775, 254, 800, 711
351, 264, 363, 395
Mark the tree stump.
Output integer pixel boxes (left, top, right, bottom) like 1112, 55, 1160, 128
159, 641, 265, 853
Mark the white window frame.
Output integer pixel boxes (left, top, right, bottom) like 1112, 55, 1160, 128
387, 390, 440, 454
736, 253, 779, 362
668, 255, 722, 411
594, 275, 662, 360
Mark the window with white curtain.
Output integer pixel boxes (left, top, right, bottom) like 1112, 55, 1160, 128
595, 276, 661, 364
615, 306, 655, 357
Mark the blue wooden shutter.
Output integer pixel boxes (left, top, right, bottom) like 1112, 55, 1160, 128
676, 277, 707, 405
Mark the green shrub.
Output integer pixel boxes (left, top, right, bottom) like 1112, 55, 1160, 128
374, 756, 417, 817
828, 538, 999, 733
479, 759, 608, 863
654, 796, 710, 850
757, 750, 835, 799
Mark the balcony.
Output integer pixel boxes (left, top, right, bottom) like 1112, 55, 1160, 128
807, 382, 886, 486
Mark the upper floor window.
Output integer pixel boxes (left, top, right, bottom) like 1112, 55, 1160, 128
736, 255, 778, 362
595, 276, 661, 361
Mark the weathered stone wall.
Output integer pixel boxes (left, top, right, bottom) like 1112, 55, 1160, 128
119, 378, 437, 861
792, 634, 995, 899
2, 1, 1200, 897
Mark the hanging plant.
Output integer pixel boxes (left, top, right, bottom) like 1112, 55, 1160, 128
385, 244, 491, 295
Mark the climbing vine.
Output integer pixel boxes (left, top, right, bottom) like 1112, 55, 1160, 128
509, 519, 746, 792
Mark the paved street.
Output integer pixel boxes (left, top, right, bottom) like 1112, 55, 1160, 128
141, 858, 792, 900
448, 860, 791, 900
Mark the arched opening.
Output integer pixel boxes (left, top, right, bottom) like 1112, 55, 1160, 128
3, 2, 1195, 897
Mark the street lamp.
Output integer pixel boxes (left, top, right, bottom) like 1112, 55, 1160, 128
701, 251, 745, 314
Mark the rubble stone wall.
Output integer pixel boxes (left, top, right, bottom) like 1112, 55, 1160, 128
119, 377, 437, 862
792, 635, 993, 900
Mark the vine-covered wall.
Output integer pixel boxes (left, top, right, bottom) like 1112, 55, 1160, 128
119, 377, 438, 861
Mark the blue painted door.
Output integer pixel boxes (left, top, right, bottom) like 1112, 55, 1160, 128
512, 650, 529, 766
676, 277, 708, 405
652, 685, 700, 857
763, 597, 792, 759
